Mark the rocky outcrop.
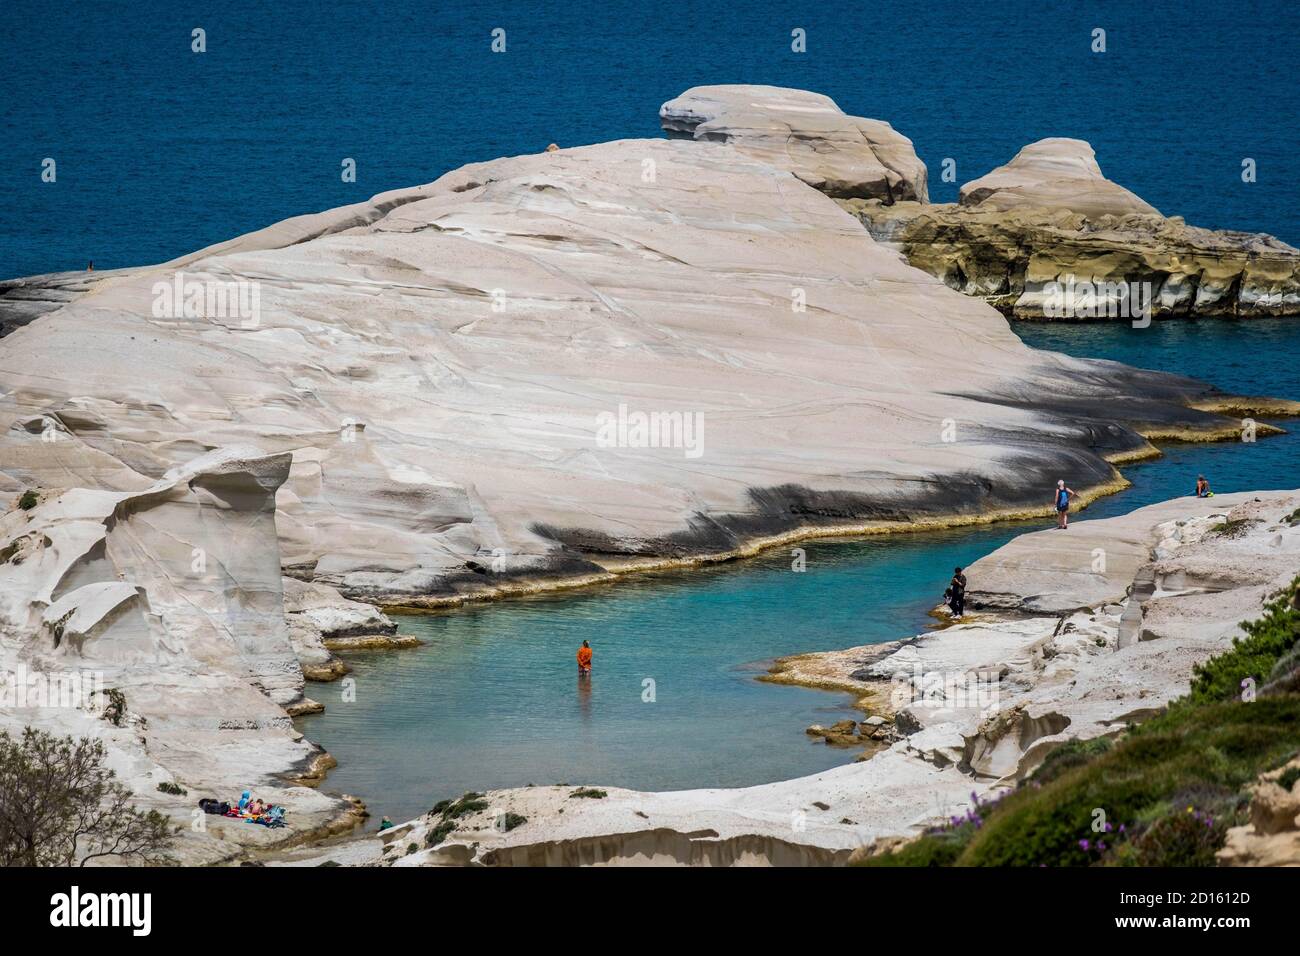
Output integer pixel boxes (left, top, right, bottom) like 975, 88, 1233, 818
844, 136, 1300, 319
660, 85, 928, 202
0, 270, 113, 338
283, 577, 403, 680
959, 139, 1158, 219
1219, 758, 1300, 866
962, 492, 1270, 614
889, 492, 1300, 782
650, 103, 1300, 321
0, 447, 353, 863
3, 89, 1298, 869
845, 197, 1300, 318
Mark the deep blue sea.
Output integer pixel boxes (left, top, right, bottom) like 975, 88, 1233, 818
2, 0, 1297, 279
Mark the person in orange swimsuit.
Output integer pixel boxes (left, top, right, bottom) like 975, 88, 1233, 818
576, 640, 592, 673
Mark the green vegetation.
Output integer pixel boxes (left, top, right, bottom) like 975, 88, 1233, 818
445, 795, 488, 818
1188, 581, 1300, 703
1026, 736, 1114, 787
424, 791, 491, 848
0, 728, 176, 866
102, 688, 127, 727
430, 791, 485, 818
156, 781, 186, 796
1208, 517, 1257, 539
425, 819, 456, 848
18, 489, 38, 511
860, 829, 970, 867
1121, 808, 1228, 867
858, 576, 1300, 868
501, 812, 527, 832
569, 787, 608, 799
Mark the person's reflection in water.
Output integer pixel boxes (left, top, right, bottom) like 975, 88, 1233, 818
576, 668, 592, 720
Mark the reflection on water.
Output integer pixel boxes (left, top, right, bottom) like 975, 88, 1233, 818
577, 670, 593, 722
297, 318, 1300, 823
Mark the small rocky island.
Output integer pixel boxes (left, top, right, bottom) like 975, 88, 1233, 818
662, 86, 1300, 319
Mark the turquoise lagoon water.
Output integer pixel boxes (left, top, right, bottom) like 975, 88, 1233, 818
298, 318, 1300, 823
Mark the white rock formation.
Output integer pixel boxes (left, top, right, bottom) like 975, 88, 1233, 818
0, 447, 356, 862
0, 137, 1265, 606
959, 137, 1159, 218
660, 84, 929, 201
283, 576, 399, 679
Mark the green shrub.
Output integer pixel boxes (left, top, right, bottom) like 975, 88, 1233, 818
569, 787, 607, 799
156, 781, 186, 796
425, 819, 455, 848
18, 489, 38, 511
0, 727, 175, 866
430, 791, 485, 818
1027, 736, 1114, 787
446, 797, 488, 818
423, 791, 490, 848
1126, 807, 1226, 867
857, 830, 971, 867
1189, 577, 1300, 703
102, 688, 127, 727
959, 699, 1300, 866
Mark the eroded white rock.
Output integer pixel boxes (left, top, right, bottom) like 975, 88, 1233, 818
661, 84, 928, 201
960, 137, 1159, 218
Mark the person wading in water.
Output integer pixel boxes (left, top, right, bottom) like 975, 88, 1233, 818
946, 566, 967, 619
1054, 480, 1078, 529
576, 639, 592, 674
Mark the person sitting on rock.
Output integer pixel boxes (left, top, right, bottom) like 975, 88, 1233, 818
1196, 474, 1213, 497
577, 640, 592, 674
1054, 480, 1078, 529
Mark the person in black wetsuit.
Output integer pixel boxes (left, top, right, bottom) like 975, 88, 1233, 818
947, 566, 967, 619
